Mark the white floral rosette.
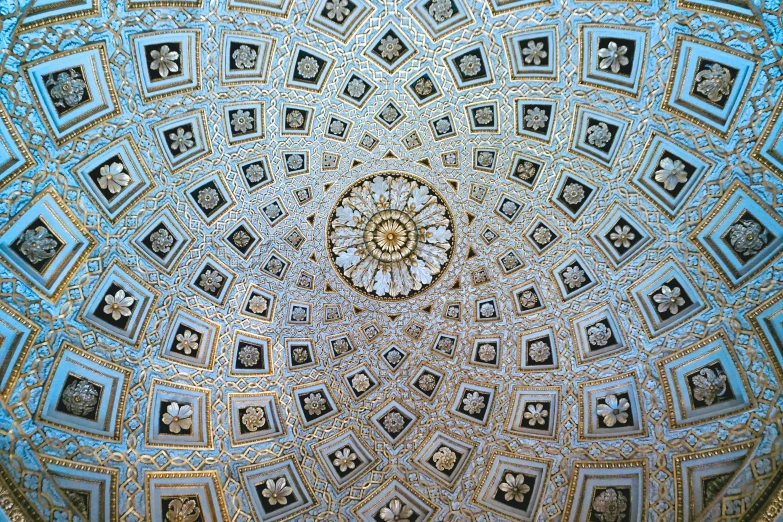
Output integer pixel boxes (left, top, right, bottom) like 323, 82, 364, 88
328, 172, 454, 299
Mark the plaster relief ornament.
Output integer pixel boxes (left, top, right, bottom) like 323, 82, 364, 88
352, 373, 370, 392
691, 367, 728, 405
103, 290, 135, 321
587, 122, 612, 148
199, 270, 223, 292
587, 323, 612, 346
597, 41, 629, 73
232, 45, 256, 69
463, 392, 485, 414
238, 344, 259, 366
380, 500, 414, 522
169, 128, 193, 153
61, 379, 99, 417
655, 157, 688, 191
297, 56, 319, 79
150, 45, 179, 78
162, 402, 193, 433
286, 110, 304, 128
729, 220, 769, 257
241, 406, 266, 431
432, 446, 457, 471
304, 393, 326, 416
475, 107, 494, 125
262, 478, 292, 506
166, 498, 200, 522
333, 448, 357, 472
328, 173, 454, 300
347, 78, 366, 98
45, 69, 87, 108
695, 63, 733, 102
524, 403, 548, 426
415, 77, 434, 96
653, 285, 685, 315
610, 225, 635, 248
529, 341, 551, 362
98, 162, 130, 194
383, 411, 405, 433
597, 394, 629, 427
429, 0, 454, 22
230, 110, 253, 133
326, 0, 351, 21
592, 488, 628, 522
525, 108, 547, 130
459, 54, 482, 76
175, 329, 199, 355
16, 226, 58, 264
418, 374, 437, 391
523, 41, 547, 65
150, 228, 174, 253
478, 343, 496, 362
499, 474, 530, 503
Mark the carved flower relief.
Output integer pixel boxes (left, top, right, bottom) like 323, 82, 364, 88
516, 161, 536, 180
475, 107, 494, 125
150, 228, 174, 253
296, 56, 320, 79
728, 220, 769, 258
263, 202, 282, 221
60, 379, 99, 417
414, 77, 434, 96
241, 406, 266, 431
149, 45, 180, 78
652, 285, 686, 315
292, 346, 309, 363
165, 498, 200, 522
435, 118, 451, 134
325, 0, 351, 22
381, 105, 399, 123
351, 373, 370, 392
232, 230, 251, 247
238, 344, 260, 366
162, 402, 193, 433
347, 78, 366, 98
432, 446, 457, 471
168, 128, 194, 153
332, 338, 351, 355
695, 63, 733, 102
332, 447, 357, 472
522, 41, 547, 65
596, 394, 630, 427
524, 108, 548, 130
587, 122, 612, 148
98, 162, 131, 194
329, 119, 345, 135
175, 329, 199, 355
286, 154, 304, 171
562, 183, 585, 205
528, 341, 551, 363
248, 295, 268, 315
230, 109, 254, 134
437, 337, 455, 353
523, 403, 548, 426
609, 225, 635, 249
304, 393, 327, 416
290, 306, 307, 322
429, 0, 454, 22
103, 290, 135, 321
386, 349, 403, 365
462, 392, 485, 414
501, 200, 520, 217
382, 411, 405, 433
592, 488, 629, 522
16, 226, 59, 265
403, 133, 421, 149
45, 69, 87, 109
597, 41, 629, 73
379, 36, 402, 60
459, 54, 482, 76
654, 157, 688, 191
533, 226, 552, 245
417, 373, 437, 392
380, 500, 413, 522
478, 343, 497, 362
517, 290, 539, 308
562, 265, 587, 289
360, 135, 377, 148
286, 110, 305, 129
479, 302, 496, 318
498, 473, 530, 503
691, 367, 728, 405
261, 478, 293, 506
587, 323, 612, 347
198, 269, 223, 293
329, 174, 453, 299
232, 45, 257, 69
197, 187, 220, 210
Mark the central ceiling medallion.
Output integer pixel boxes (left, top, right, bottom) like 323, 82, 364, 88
327, 171, 455, 300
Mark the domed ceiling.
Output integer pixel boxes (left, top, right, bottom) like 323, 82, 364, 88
1, 0, 783, 520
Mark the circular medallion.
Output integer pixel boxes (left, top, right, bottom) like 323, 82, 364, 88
327, 172, 455, 300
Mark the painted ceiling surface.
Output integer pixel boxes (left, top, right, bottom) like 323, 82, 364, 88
1, 0, 783, 520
